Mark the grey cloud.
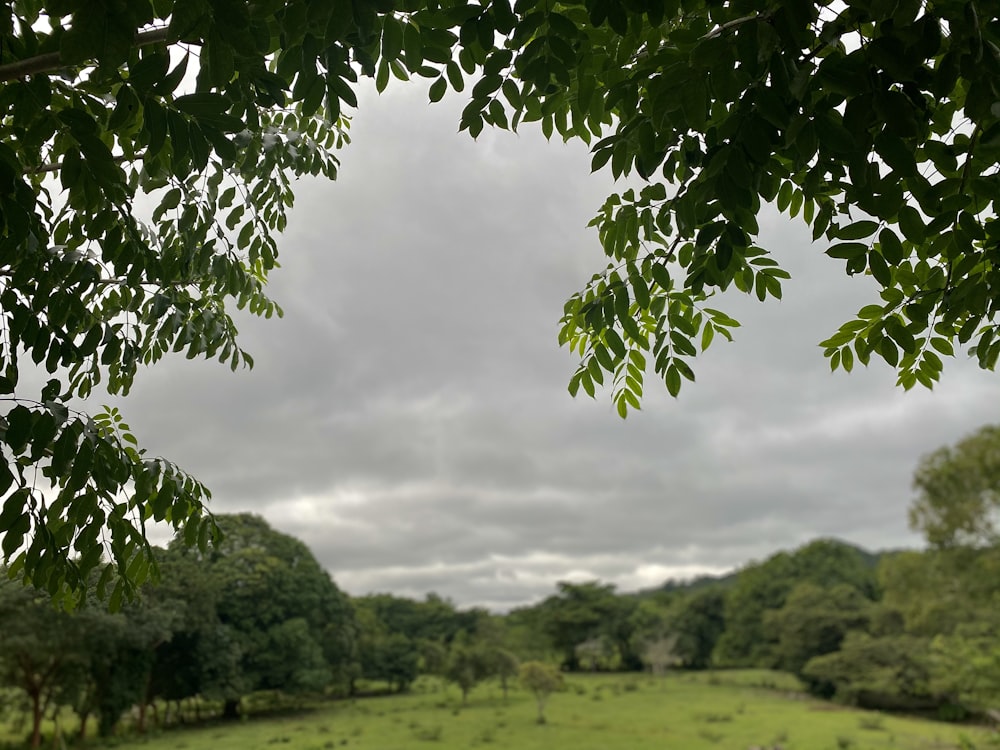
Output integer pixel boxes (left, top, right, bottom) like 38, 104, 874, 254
96, 82, 1000, 609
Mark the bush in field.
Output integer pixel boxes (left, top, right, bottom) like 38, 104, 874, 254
518, 662, 563, 725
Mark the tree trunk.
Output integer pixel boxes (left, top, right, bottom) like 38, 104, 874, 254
136, 670, 154, 733
30, 688, 42, 749
222, 698, 241, 719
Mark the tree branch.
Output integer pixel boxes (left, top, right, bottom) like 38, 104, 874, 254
702, 13, 767, 40
0, 27, 171, 83
30, 152, 139, 175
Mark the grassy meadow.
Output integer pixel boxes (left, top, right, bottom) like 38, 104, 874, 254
7, 671, 992, 750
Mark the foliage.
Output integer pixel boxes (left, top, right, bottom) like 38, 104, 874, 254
71, 598, 176, 738
537, 581, 638, 670
714, 539, 879, 666
168, 514, 354, 713
0, 574, 83, 748
878, 547, 1000, 637
352, 593, 475, 692
443, 635, 490, 704
354, 593, 482, 647
669, 589, 727, 669
548, 0, 1000, 411
3, 0, 1000, 597
142, 547, 242, 714
765, 582, 871, 681
909, 424, 1000, 548
518, 660, 563, 724
574, 636, 614, 671
929, 629, 1000, 714
802, 632, 939, 711
640, 633, 680, 676
376, 632, 422, 692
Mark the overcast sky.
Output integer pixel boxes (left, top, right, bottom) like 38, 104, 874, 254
108, 82, 999, 611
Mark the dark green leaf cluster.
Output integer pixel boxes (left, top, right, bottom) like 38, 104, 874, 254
0, 0, 365, 598
0, 400, 217, 608
425, 0, 1000, 406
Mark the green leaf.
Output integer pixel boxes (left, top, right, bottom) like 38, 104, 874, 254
880, 337, 899, 367
604, 329, 627, 359
664, 365, 681, 397
382, 17, 404, 61
4, 405, 33, 454
826, 242, 868, 260
428, 76, 447, 103
879, 228, 905, 264
206, 32, 236, 87
376, 59, 391, 93
837, 220, 880, 240
868, 250, 892, 287
897, 205, 925, 244
160, 187, 182, 212
403, 23, 423, 69
841, 345, 854, 372
700, 324, 714, 351
885, 317, 917, 355
930, 337, 954, 356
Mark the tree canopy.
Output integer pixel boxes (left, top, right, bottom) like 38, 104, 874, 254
2, 0, 1000, 595
909, 424, 1000, 548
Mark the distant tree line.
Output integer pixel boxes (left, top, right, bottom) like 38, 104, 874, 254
2, 426, 999, 746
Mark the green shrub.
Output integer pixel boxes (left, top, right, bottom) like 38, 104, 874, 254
857, 714, 885, 731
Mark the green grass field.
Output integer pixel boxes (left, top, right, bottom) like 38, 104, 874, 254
3, 672, 996, 750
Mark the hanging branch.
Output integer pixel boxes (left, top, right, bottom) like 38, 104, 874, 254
0, 27, 171, 82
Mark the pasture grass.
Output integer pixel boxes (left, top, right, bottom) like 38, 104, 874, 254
3, 672, 996, 750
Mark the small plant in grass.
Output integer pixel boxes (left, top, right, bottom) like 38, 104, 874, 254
698, 729, 724, 743
519, 662, 563, 725
835, 735, 855, 749
698, 712, 733, 723
411, 724, 443, 742
858, 715, 885, 731
477, 727, 495, 743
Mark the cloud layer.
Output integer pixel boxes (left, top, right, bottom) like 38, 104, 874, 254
114, 83, 1000, 609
